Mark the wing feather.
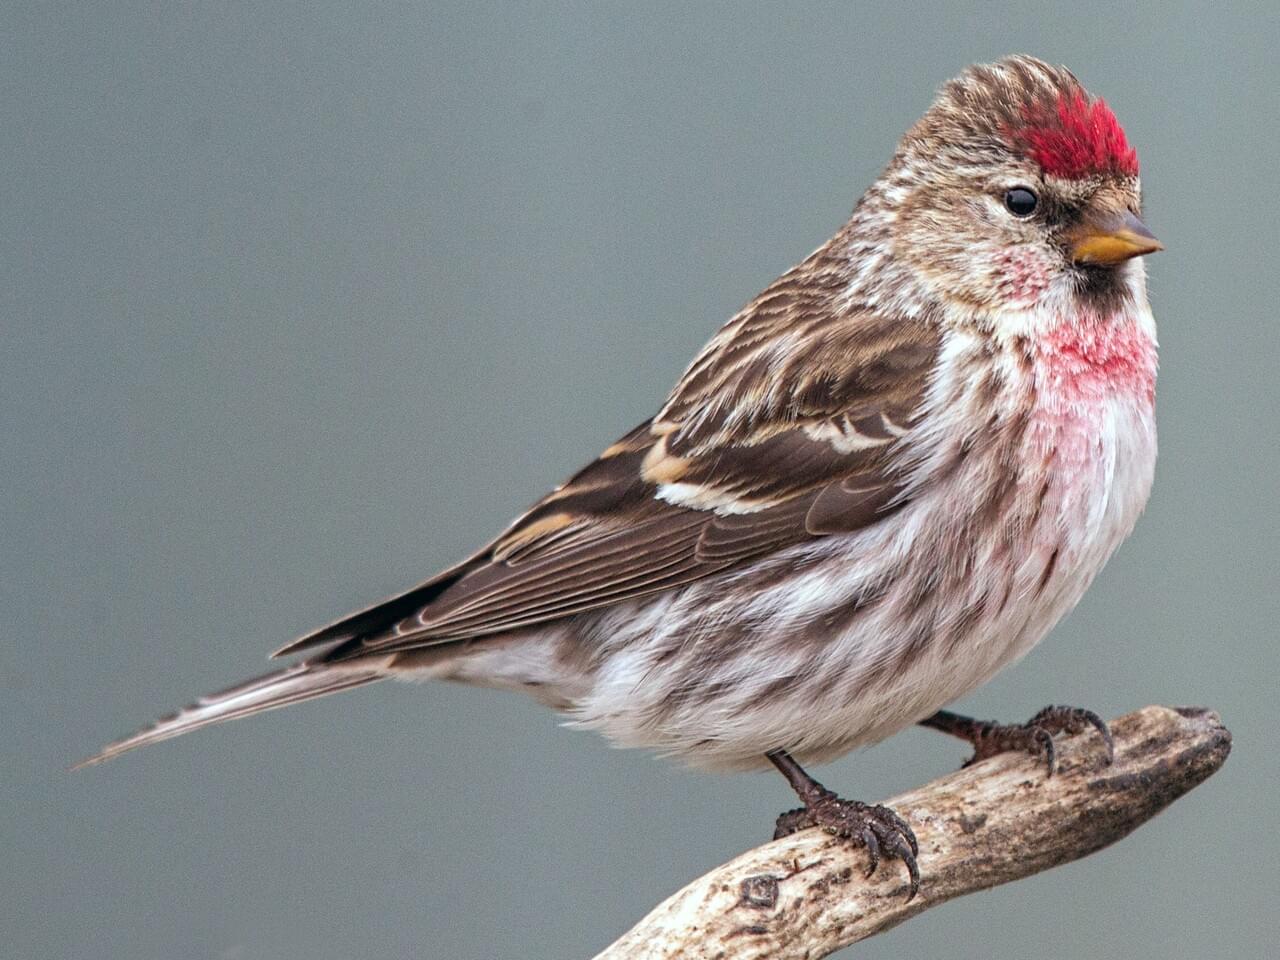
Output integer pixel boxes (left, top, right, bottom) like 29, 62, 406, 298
279, 243, 941, 663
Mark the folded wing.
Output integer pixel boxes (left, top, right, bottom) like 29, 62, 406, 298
277, 250, 941, 662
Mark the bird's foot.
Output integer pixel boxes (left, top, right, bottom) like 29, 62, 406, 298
925, 705, 1114, 776
773, 790, 920, 899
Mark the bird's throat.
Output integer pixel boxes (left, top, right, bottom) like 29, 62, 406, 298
1033, 313, 1157, 408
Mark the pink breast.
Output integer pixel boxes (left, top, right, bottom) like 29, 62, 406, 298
1034, 317, 1157, 407
1024, 315, 1156, 478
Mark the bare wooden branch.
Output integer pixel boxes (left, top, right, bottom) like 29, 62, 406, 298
597, 705, 1230, 960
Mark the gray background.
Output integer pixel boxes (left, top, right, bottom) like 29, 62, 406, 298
4, 2, 1276, 958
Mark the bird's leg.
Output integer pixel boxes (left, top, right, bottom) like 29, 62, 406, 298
919, 705, 1114, 776
766, 749, 919, 899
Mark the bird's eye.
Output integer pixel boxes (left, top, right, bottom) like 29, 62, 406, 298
1004, 187, 1038, 217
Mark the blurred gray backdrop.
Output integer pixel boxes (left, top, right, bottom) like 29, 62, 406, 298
5, 2, 1277, 958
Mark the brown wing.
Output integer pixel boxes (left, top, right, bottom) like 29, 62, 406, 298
275, 249, 940, 661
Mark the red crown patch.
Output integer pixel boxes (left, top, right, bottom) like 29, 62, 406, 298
1010, 90, 1139, 180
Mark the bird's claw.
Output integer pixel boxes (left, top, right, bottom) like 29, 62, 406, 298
773, 792, 920, 899
963, 704, 1114, 776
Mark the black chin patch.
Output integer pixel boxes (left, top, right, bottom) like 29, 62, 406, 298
1073, 262, 1134, 312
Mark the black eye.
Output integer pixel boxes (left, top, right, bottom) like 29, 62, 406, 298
1004, 187, 1038, 217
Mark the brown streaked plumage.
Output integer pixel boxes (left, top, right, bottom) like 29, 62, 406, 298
269, 265, 939, 656
79, 56, 1163, 899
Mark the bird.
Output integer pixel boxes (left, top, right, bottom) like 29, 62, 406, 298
79, 55, 1162, 898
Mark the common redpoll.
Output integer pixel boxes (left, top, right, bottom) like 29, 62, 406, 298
80, 55, 1162, 896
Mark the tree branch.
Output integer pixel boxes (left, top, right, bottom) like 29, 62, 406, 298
596, 705, 1230, 960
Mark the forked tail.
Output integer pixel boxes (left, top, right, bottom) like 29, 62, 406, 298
73, 660, 384, 769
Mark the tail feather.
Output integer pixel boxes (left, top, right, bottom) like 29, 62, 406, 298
73, 660, 385, 769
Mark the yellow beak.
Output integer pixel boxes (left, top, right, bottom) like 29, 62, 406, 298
1068, 210, 1163, 265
